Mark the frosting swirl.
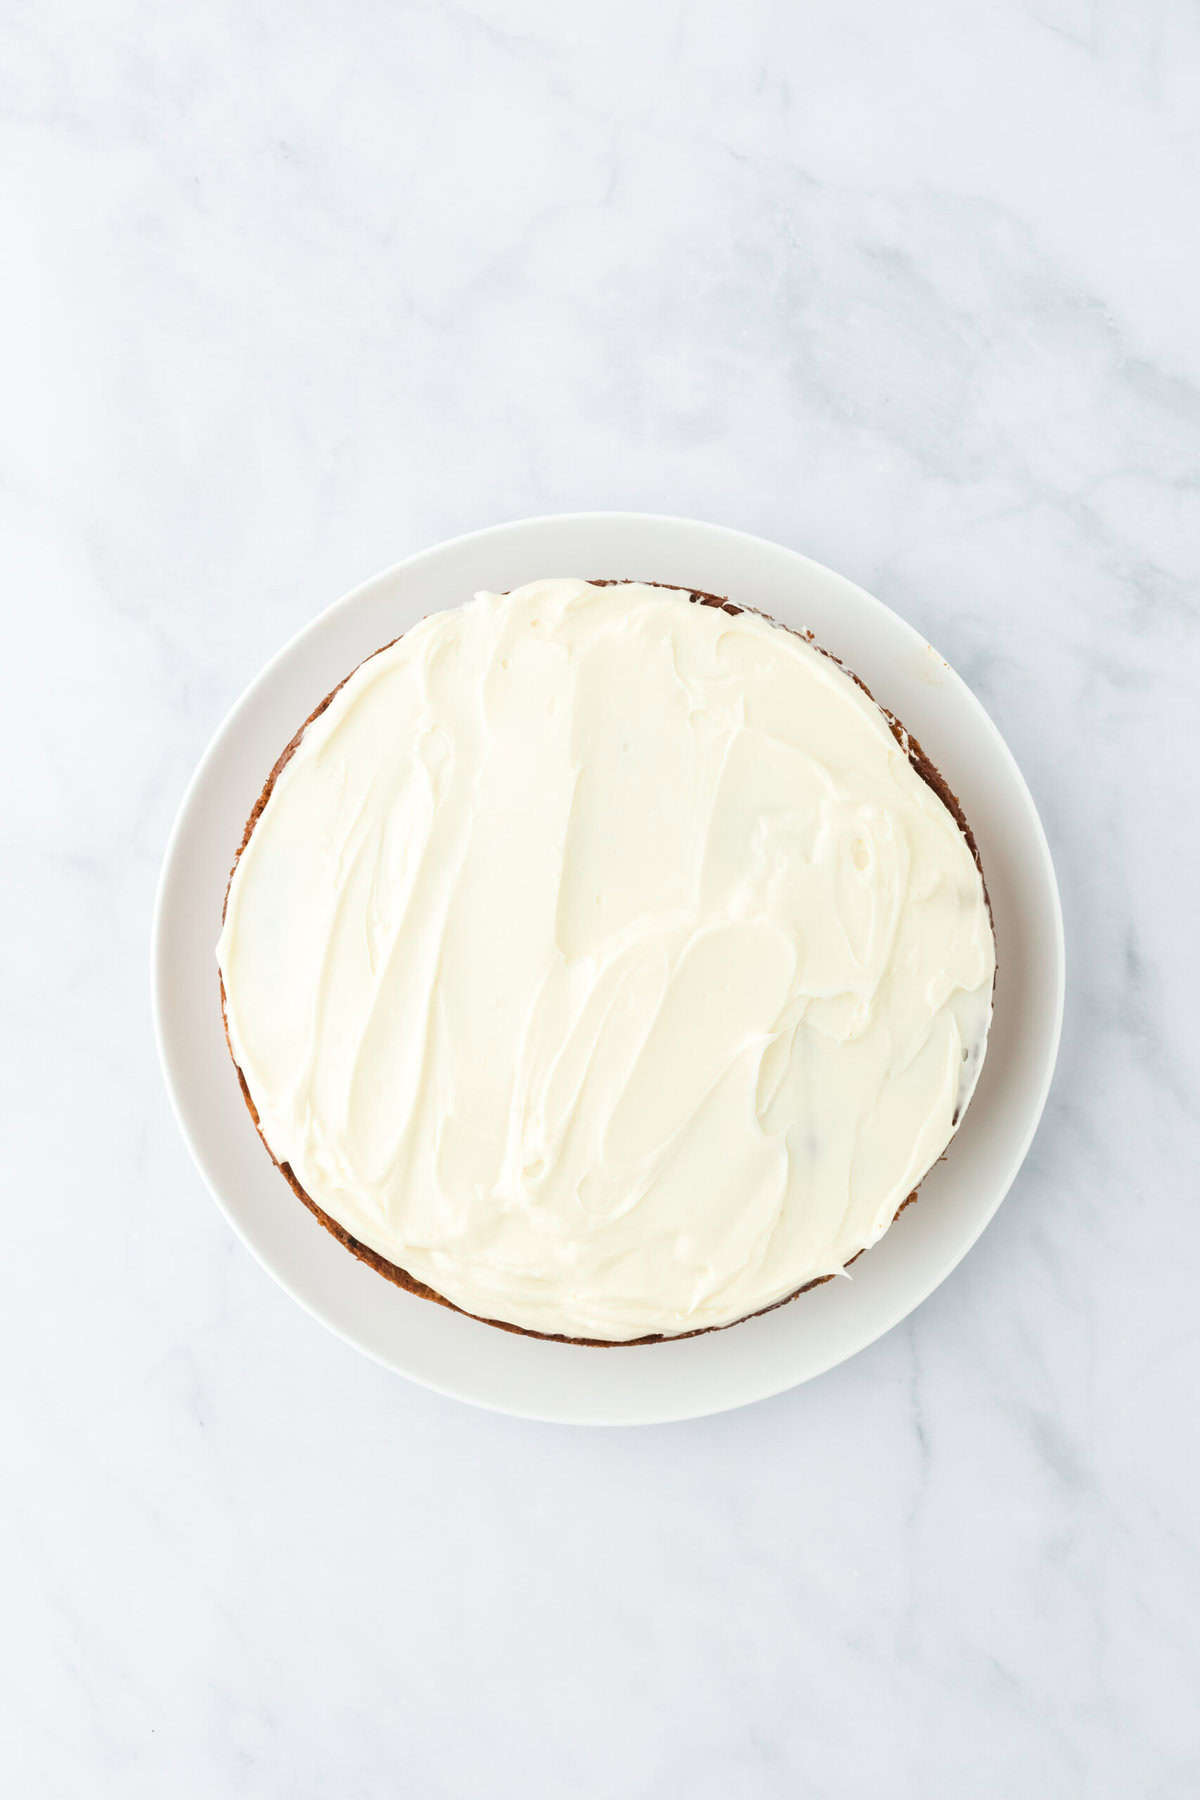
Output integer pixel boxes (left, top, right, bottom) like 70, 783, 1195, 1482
218, 580, 995, 1340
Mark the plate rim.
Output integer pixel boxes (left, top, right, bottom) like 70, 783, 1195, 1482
152, 511, 1066, 1424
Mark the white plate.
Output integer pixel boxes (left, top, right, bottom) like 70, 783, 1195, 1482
153, 514, 1064, 1425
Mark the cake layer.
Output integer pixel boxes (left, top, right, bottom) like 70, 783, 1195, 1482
218, 580, 995, 1341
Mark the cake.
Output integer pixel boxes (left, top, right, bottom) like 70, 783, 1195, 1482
217, 578, 995, 1344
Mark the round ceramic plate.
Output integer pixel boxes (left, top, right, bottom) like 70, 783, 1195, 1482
154, 514, 1064, 1425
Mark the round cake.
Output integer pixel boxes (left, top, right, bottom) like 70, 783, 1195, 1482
217, 578, 995, 1344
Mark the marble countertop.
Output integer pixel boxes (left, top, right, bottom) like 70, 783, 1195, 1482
6, 1, 1199, 1793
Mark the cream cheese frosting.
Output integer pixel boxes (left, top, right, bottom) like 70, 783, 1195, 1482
217, 579, 995, 1341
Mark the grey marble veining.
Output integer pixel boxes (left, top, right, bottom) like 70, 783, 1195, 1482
4, 1, 1200, 1794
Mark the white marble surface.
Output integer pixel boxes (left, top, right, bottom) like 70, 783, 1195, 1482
5, 0, 1200, 1792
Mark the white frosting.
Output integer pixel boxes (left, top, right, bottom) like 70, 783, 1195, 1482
218, 580, 995, 1341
